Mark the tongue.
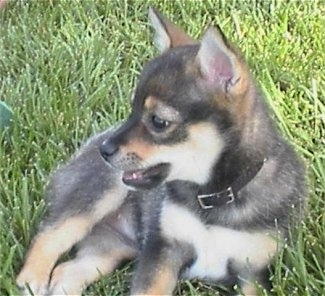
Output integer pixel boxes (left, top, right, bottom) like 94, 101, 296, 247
122, 163, 170, 189
123, 170, 144, 181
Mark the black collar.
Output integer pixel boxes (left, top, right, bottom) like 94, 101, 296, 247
197, 158, 267, 209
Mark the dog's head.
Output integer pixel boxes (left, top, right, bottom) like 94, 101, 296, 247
100, 8, 255, 189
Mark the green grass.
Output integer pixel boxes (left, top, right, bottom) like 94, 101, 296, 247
0, 0, 324, 295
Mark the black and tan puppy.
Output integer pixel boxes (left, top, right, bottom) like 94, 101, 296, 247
17, 8, 306, 296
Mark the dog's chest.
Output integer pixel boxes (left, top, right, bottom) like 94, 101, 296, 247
160, 201, 276, 281
160, 201, 229, 279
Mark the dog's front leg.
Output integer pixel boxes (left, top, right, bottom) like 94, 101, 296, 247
16, 215, 94, 295
17, 185, 127, 295
130, 239, 193, 296
17, 129, 128, 294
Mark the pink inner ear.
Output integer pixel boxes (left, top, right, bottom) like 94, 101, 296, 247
204, 51, 233, 87
198, 27, 236, 91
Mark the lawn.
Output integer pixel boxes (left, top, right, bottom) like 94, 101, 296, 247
0, 0, 324, 295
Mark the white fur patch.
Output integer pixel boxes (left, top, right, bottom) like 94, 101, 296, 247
161, 202, 277, 280
146, 123, 224, 184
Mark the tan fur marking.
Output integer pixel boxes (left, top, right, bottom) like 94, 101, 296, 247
140, 265, 176, 296
17, 185, 128, 293
50, 248, 136, 295
187, 122, 213, 136
16, 216, 92, 293
231, 58, 250, 94
144, 96, 181, 122
167, 24, 196, 48
231, 78, 254, 123
144, 96, 158, 110
121, 139, 156, 161
93, 185, 128, 218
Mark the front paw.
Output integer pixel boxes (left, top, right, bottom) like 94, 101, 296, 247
47, 262, 83, 296
16, 267, 50, 296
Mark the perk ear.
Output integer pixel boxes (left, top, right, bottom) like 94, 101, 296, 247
148, 7, 196, 52
197, 26, 247, 95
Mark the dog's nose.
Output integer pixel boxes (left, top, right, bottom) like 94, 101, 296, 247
99, 140, 119, 161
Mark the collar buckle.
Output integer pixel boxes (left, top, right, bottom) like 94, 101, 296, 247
197, 157, 267, 210
197, 187, 235, 209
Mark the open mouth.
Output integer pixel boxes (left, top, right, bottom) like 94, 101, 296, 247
122, 163, 170, 189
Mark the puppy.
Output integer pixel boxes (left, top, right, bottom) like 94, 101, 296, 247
17, 8, 306, 296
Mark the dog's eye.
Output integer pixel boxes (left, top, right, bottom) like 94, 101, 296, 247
151, 115, 170, 132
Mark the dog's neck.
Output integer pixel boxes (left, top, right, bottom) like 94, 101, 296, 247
165, 148, 266, 211
198, 148, 266, 200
